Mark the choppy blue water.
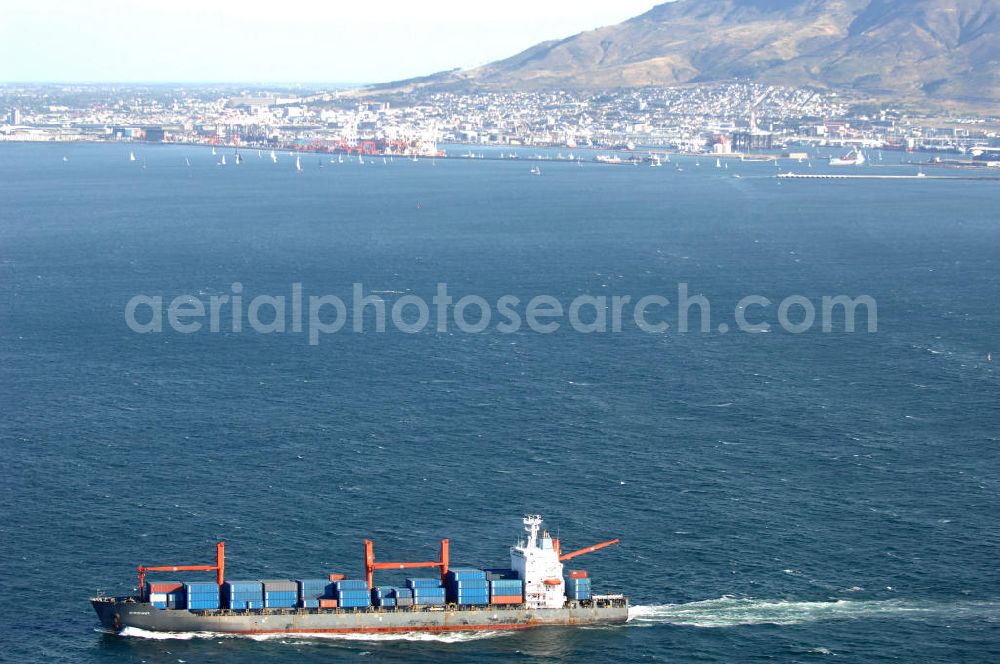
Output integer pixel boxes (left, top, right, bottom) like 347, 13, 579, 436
1, 142, 999, 663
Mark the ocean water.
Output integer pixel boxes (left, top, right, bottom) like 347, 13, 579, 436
1, 142, 999, 663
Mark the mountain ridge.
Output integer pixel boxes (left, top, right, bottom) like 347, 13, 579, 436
369, 0, 1000, 104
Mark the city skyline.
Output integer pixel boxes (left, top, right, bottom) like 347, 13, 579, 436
0, 0, 660, 84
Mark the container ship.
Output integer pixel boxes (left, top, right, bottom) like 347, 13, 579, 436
92, 516, 628, 635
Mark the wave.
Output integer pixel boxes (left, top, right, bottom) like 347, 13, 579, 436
117, 626, 511, 643
627, 597, 1000, 628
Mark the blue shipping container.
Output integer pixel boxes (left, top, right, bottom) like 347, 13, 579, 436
298, 579, 334, 599
406, 578, 443, 589
446, 568, 486, 581
414, 596, 446, 605
484, 568, 520, 580
333, 580, 369, 591
339, 598, 370, 608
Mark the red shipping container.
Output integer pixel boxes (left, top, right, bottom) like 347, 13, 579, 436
319, 598, 339, 609
147, 582, 184, 593
328, 573, 346, 581
490, 596, 523, 605
567, 570, 588, 579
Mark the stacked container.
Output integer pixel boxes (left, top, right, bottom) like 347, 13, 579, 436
185, 582, 221, 610
484, 568, 520, 581
391, 587, 415, 607
445, 568, 489, 606
333, 580, 371, 608
489, 579, 524, 605
565, 573, 592, 601
297, 578, 334, 609
262, 580, 298, 609
371, 587, 397, 608
146, 581, 185, 609
224, 580, 264, 610
406, 578, 446, 605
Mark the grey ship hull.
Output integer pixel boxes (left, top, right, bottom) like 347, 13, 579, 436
92, 597, 629, 634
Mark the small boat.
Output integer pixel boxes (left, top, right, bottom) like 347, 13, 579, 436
530, 166, 541, 175
62, 156, 69, 162
829, 149, 866, 166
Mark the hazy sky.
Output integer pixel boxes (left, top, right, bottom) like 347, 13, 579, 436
0, 0, 663, 84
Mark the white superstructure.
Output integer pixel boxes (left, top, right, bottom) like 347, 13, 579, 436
510, 515, 565, 609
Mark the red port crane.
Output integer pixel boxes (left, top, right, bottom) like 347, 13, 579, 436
363, 539, 450, 590
136, 541, 225, 600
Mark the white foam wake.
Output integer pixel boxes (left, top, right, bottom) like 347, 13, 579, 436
117, 626, 512, 643
627, 597, 1000, 628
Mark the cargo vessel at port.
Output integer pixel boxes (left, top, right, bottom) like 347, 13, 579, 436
92, 516, 628, 635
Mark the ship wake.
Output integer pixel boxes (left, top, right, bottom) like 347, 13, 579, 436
115, 626, 513, 643
627, 597, 1000, 628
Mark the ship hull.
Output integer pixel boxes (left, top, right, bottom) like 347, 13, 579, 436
92, 597, 628, 634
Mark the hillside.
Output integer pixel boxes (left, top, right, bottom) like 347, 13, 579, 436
374, 0, 1000, 104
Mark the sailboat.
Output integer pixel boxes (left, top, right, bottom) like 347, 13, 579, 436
715, 159, 721, 168
219, 155, 226, 166
318, 158, 323, 169
185, 157, 191, 167
270, 150, 278, 163
234, 152, 243, 165
211, 146, 217, 156
257, 150, 262, 159
129, 151, 136, 162
358, 154, 365, 165
338, 154, 344, 164
295, 155, 302, 172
